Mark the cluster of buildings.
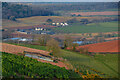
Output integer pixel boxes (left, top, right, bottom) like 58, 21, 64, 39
17, 27, 55, 35
52, 22, 68, 26
35, 28, 46, 31
3, 37, 33, 42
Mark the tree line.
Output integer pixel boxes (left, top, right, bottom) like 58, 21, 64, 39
2, 2, 58, 21
31, 2, 118, 12
2, 2, 118, 21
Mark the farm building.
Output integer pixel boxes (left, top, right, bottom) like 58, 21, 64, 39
16, 26, 55, 35
52, 22, 68, 26
3, 37, 33, 42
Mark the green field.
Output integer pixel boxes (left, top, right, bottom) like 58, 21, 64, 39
0, 52, 1, 78
7, 43, 47, 51
7, 43, 119, 78
55, 50, 119, 78
53, 22, 118, 33
2, 52, 80, 78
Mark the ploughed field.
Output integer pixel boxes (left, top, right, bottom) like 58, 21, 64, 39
74, 40, 119, 52
71, 11, 119, 16
1, 43, 49, 55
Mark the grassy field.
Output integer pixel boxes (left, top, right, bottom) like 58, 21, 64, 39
2, 19, 31, 28
6, 43, 46, 51
6, 43, 119, 78
0, 52, 1, 77
53, 21, 118, 33
55, 50, 119, 78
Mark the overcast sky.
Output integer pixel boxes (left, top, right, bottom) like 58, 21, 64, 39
1, 0, 120, 2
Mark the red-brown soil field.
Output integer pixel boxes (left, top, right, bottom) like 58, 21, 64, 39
1, 43, 49, 55
68, 40, 120, 52
71, 11, 119, 16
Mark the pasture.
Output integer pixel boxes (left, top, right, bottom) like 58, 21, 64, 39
53, 21, 118, 33
7, 43, 46, 51
56, 50, 119, 78
2, 19, 31, 28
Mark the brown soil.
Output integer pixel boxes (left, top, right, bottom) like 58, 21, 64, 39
71, 11, 119, 16
76, 40, 119, 52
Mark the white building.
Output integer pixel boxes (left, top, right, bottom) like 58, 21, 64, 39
56, 23, 59, 25
52, 23, 56, 25
62, 24, 65, 26
60, 23, 63, 25
35, 28, 43, 31
64, 23, 68, 26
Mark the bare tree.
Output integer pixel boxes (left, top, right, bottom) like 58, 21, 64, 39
72, 43, 79, 51
37, 34, 51, 46
63, 35, 73, 49
46, 38, 60, 56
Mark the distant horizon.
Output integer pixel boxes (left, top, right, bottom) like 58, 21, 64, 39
1, 0, 120, 2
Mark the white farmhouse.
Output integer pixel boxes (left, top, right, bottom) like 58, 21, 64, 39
35, 28, 43, 31
64, 23, 68, 26
62, 24, 65, 26
35, 28, 39, 31
56, 23, 59, 26
60, 23, 63, 25
52, 23, 56, 25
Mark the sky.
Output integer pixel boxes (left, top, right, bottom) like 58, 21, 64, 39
1, 0, 120, 2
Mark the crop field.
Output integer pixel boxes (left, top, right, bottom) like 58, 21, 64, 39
57, 9, 118, 14
17, 16, 115, 23
53, 21, 118, 33
74, 40, 119, 52
2, 52, 80, 78
0, 52, 1, 77
6, 43, 119, 78
71, 11, 119, 16
1, 43, 49, 55
2, 16, 115, 29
